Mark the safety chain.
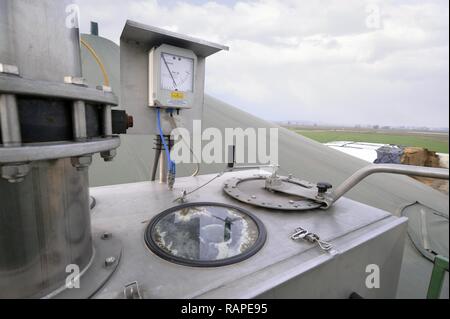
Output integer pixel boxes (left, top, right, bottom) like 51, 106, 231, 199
291, 227, 334, 252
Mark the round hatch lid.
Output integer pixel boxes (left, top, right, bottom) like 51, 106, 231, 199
145, 202, 267, 267
224, 175, 324, 211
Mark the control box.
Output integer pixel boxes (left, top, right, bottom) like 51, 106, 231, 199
120, 20, 228, 135
149, 44, 198, 109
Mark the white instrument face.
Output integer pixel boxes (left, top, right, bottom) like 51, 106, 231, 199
160, 53, 194, 93
149, 44, 198, 109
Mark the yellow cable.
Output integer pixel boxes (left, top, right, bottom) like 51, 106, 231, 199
80, 38, 110, 87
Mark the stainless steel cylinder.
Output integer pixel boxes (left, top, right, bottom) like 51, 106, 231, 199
0, 94, 21, 146
0, 0, 82, 82
0, 159, 92, 299
72, 100, 87, 140
0, 0, 96, 298
103, 105, 113, 137
159, 151, 168, 184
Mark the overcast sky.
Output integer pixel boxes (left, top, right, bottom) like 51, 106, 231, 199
76, 0, 449, 128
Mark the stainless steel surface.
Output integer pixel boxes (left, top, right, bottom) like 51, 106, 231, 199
49, 231, 122, 299
90, 171, 407, 299
0, 159, 92, 299
0, 74, 119, 105
257, 220, 406, 299
0, 94, 21, 146
72, 101, 88, 140
0, 138, 120, 164
0, 0, 82, 83
0, 0, 16, 66
330, 164, 450, 207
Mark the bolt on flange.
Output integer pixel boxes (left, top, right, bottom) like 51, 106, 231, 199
1, 164, 31, 183
101, 149, 117, 162
71, 156, 93, 171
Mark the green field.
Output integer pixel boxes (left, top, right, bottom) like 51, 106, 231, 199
291, 129, 449, 153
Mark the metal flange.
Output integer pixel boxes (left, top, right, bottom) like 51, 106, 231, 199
0, 74, 118, 106
0, 137, 120, 164
223, 175, 324, 211
43, 230, 123, 299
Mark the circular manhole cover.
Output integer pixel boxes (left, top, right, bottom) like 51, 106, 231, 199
145, 202, 267, 267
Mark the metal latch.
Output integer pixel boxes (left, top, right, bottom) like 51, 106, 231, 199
124, 281, 143, 299
291, 227, 334, 252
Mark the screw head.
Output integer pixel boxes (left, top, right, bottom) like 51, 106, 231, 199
105, 257, 116, 267
101, 232, 112, 240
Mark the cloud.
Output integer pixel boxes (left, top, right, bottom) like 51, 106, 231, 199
76, 0, 449, 128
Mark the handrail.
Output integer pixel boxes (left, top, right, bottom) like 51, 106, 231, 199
328, 164, 449, 207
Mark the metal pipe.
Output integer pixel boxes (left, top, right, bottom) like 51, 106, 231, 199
0, 94, 21, 146
331, 164, 449, 205
151, 148, 161, 182
159, 150, 168, 184
72, 100, 87, 140
103, 105, 113, 136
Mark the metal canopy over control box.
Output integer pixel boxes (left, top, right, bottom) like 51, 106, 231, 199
120, 20, 228, 135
